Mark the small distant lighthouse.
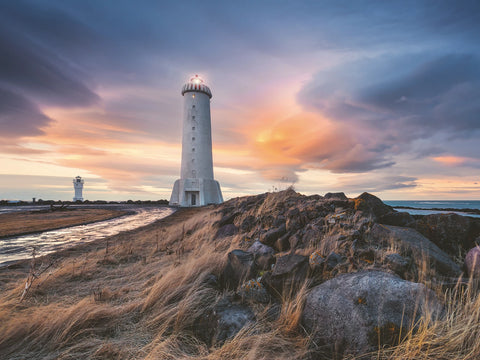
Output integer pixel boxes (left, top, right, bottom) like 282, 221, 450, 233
169, 75, 223, 206
73, 176, 84, 202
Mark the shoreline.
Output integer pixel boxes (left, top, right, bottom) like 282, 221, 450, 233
394, 205, 480, 216
0, 208, 132, 240
0, 206, 190, 271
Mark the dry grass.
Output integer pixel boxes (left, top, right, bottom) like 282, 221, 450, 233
1, 201, 480, 359
0, 208, 127, 238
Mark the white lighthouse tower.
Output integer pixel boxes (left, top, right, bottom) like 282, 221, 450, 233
73, 176, 84, 202
169, 75, 223, 207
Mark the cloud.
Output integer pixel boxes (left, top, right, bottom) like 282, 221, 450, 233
0, 87, 52, 138
0, 27, 100, 108
296, 53, 480, 173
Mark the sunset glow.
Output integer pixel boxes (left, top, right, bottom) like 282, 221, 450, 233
1, 1, 479, 201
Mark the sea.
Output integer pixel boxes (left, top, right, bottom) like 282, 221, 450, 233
384, 200, 480, 218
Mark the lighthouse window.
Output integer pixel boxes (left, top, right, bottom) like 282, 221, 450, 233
192, 137, 195, 141
192, 105, 195, 108
192, 94, 195, 98
192, 148, 195, 152
192, 116, 195, 120
192, 126, 195, 130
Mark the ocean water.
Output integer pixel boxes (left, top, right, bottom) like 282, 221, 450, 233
384, 200, 480, 218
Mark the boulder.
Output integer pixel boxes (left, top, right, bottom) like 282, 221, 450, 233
325, 251, 343, 270
354, 192, 394, 219
217, 212, 238, 227
302, 270, 443, 356
369, 224, 461, 277
247, 241, 275, 271
238, 279, 270, 303
465, 246, 480, 277
383, 253, 409, 276
220, 250, 255, 289
414, 214, 480, 256
213, 298, 255, 345
274, 232, 291, 252
285, 208, 304, 231
309, 250, 325, 270
260, 224, 287, 247
324, 192, 348, 201
379, 211, 415, 227
215, 224, 238, 239
262, 253, 308, 296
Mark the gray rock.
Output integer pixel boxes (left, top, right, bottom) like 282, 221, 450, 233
354, 192, 394, 220
215, 224, 238, 239
274, 232, 291, 252
415, 214, 480, 256
369, 224, 461, 277
247, 241, 275, 271
324, 192, 348, 201
263, 253, 308, 296
384, 253, 409, 275
465, 246, 480, 277
217, 212, 238, 227
302, 270, 443, 356
325, 251, 343, 270
309, 250, 325, 270
239, 279, 270, 303
248, 240, 274, 256
220, 250, 255, 289
260, 224, 287, 246
379, 211, 415, 227
213, 298, 255, 345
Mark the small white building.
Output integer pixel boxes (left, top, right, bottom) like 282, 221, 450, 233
73, 176, 84, 201
169, 75, 223, 207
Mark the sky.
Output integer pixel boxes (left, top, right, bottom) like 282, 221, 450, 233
0, 0, 479, 201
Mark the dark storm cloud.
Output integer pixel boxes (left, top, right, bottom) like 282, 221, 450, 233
0, 87, 52, 137
0, 17, 99, 107
298, 53, 480, 172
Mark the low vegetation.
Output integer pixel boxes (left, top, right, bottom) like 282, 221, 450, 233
0, 191, 479, 359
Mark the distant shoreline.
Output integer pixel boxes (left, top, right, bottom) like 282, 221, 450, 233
393, 206, 480, 216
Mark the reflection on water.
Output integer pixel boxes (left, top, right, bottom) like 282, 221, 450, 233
0, 206, 175, 266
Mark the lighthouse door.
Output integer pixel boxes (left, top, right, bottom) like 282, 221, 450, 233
191, 193, 196, 206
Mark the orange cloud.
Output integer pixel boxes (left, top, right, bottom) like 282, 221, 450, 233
432, 156, 468, 166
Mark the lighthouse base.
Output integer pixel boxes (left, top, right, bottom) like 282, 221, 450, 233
169, 178, 223, 207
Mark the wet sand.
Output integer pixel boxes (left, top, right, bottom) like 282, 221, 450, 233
0, 208, 129, 238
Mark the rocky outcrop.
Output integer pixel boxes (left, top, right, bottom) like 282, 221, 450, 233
220, 250, 255, 289
247, 241, 275, 271
414, 214, 480, 255
215, 224, 238, 239
207, 189, 468, 356
465, 246, 480, 277
368, 224, 461, 277
302, 270, 443, 356
259, 224, 287, 247
212, 298, 255, 345
379, 211, 415, 227
354, 192, 394, 220
262, 253, 309, 297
